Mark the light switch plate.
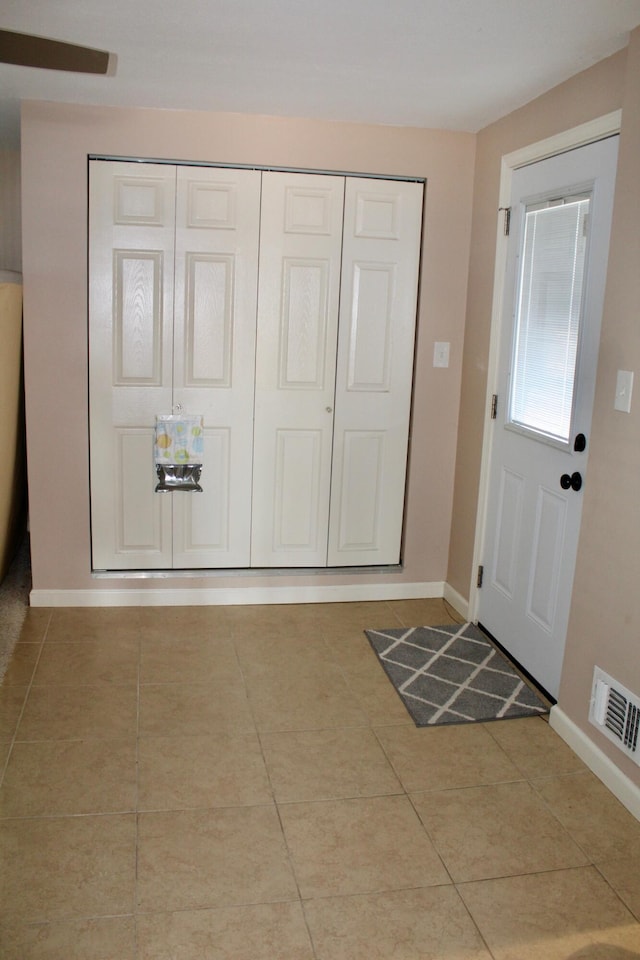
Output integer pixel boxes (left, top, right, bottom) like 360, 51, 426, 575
433, 341, 450, 368
614, 370, 634, 413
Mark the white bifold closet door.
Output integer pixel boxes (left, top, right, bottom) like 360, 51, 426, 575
89, 160, 422, 571
89, 161, 261, 569
251, 172, 345, 566
251, 172, 423, 567
329, 177, 423, 566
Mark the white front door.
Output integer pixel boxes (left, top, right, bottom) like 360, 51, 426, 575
478, 136, 618, 699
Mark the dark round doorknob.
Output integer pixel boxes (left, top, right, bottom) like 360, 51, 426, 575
560, 471, 582, 491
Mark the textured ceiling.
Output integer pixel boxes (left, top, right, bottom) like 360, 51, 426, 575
1, 0, 640, 145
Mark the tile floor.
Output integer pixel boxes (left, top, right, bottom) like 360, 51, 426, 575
1, 598, 640, 959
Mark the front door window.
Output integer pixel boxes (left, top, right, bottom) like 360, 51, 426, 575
509, 193, 591, 445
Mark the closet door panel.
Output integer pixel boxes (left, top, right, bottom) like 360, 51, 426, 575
333, 430, 385, 553
114, 427, 167, 558
272, 429, 323, 553
328, 178, 423, 566
252, 172, 345, 567
89, 160, 175, 569
173, 167, 261, 567
171, 427, 232, 561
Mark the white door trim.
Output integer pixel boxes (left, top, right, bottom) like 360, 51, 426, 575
469, 111, 621, 624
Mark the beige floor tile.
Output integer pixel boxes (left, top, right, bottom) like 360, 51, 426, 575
45, 607, 142, 643
4, 600, 639, 958
485, 716, 587, 778
0, 814, 136, 923
16, 609, 52, 643
413, 780, 589, 882
459, 866, 640, 960
17, 683, 137, 741
33, 638, 138, 685
314, 601, 398, 634
385, 598, 460, 628
222, 605, 327, 643
235, 633, 333, 678
324, 634, 385, 677
137, 901, 314, 960
245, 666, 368, 732
140, 636, 241, 684
0, 916, 136, 960
344, 672, 415, 725
0, 686, 29, 742
327, 633, 414, 724
138, 732, 272, 810
375, 722, 522, 792
1, 643, 41, 686
324, 623, 383, 643
598, 858, 640, 921
139, 680, 255, 738
135, 606, 238, 637
533, 771, 640, 862
137, 805, 298, 912
304, 886, 492, 960
0, 739, 137, 817
319, 599, 394, 621
279, 795, 449, 898
261, 727, 402, 802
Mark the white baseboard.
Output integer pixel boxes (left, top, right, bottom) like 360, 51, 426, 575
550, 706, 640, 822
30, 580, 446, 608
443, 582, 469, 621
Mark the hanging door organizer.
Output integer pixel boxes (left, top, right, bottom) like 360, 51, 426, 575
154, 415, 204, 492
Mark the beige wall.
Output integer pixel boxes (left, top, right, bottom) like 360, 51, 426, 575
447, 49, 627, 600
0, 149, 22, 272
20, 102, 475, 593
449, 39, 640, 785
560, 28, 640, 783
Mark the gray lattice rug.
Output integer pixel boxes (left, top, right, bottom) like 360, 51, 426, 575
365, 622, 549, 726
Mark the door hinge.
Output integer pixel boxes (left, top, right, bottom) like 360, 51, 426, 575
499, 206, 511, 236
490, 394, 498, 419
477, 564, 484, 589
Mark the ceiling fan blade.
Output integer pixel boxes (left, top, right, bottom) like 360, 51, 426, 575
0, 29, 111, 74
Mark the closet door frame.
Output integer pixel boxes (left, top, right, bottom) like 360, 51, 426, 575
89, 157, 425, 573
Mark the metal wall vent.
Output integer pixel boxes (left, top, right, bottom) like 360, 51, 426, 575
589, 667, 640, 765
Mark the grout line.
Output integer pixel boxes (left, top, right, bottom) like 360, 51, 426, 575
134, 630, 141, 953
591, 860, 640, 924
0, 609, 52, 788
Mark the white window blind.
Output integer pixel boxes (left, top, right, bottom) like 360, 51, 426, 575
509, 195, 590, 443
